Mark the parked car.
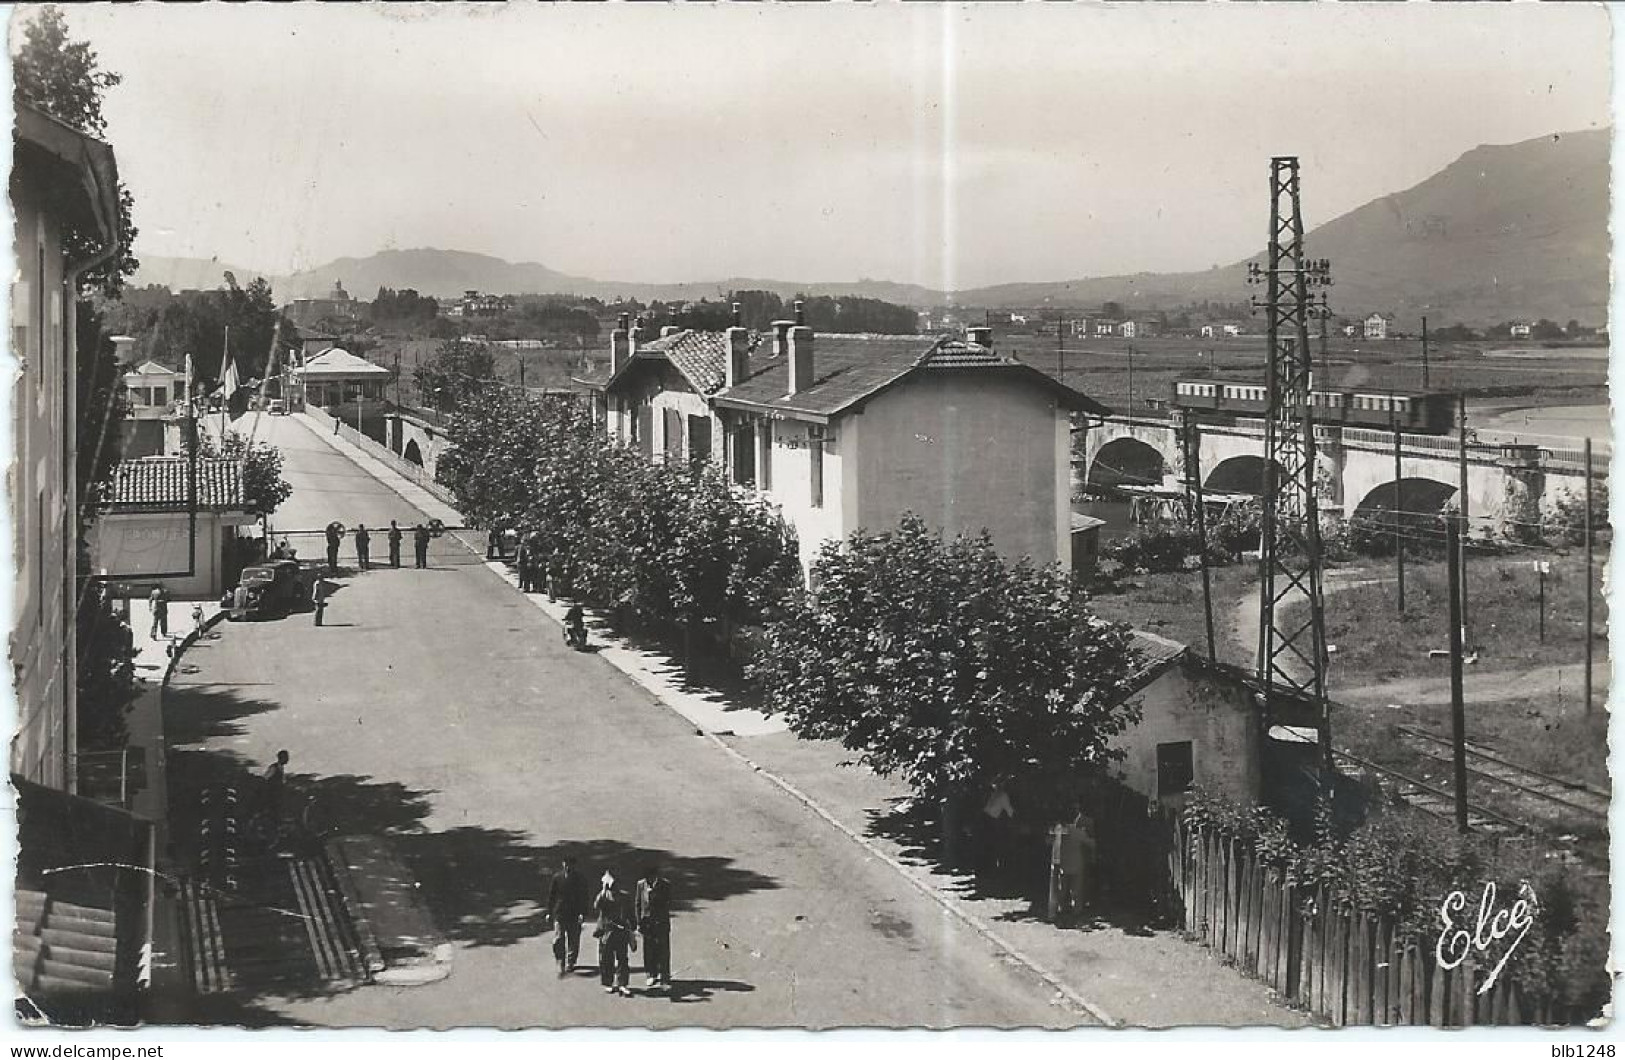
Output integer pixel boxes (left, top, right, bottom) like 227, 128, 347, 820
268, 398, 287, 415
230, 559, 312, 620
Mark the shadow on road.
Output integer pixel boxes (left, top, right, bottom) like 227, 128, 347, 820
163, 682, 782, 984
661, 978, 756, 1004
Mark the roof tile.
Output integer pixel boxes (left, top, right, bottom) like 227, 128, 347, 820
103, 457, 245, 511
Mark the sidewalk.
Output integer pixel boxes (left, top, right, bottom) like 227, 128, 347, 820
296, 410, 1311, 1028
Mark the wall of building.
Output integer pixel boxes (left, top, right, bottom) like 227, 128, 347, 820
758, 417, 846, 574
853, 373, 1067, 568
1110, 664, 1261, 808
88, 514, 241, 600
9, 179, 75, 789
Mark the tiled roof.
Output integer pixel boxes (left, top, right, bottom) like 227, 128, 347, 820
1115, 629, 1190, 698
715, 333, 1109, 420
1071, 512, 1107, 532
295, 347, 391, 377
103, 457, 246, 511
633, 330, 743, 396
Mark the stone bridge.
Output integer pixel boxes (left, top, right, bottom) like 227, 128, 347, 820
384, 410, 453, 481
1078, 414, 1604, 536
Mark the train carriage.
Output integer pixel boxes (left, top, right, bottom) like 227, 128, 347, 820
1172, 379, 1457, 434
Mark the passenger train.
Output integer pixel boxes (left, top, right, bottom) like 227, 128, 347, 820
1170, 379, 1459, 435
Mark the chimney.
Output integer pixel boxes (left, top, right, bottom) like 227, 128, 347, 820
610, 313, 631, 373
725, 324, 750, 389
731, 301, 742, 327
788, 324, 814, 395
629, 317, 644, 357
967, 326, 993, 349
794, 300, 806, 326
771, 319, 794, 358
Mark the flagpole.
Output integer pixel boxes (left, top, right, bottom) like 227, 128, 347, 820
220, 325, 229, 442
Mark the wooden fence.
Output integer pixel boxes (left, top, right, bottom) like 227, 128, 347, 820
1170, 820, 1573, 1027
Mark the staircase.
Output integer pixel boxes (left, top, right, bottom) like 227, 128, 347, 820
14, 888, 121, 1002
177, 856, 366, 995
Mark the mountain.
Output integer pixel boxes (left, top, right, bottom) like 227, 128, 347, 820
130, 254, 265, 292
131, 128, 1607, 326
954, 128, 1611, 327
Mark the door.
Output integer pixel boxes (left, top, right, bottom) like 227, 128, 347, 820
687, 415, 712, 466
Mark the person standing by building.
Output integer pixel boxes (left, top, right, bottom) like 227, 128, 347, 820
546, 856, 589, 976
325, 523, 343, 572
149, 584, 170, 640
413, 523, 431, 569
635, 863, 673, 989
264, 749, 290, 823
354, 524, 371, 571
593, 870, 636, 996
387, 520, 403, 568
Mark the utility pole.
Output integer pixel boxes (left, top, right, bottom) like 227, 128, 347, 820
1126, 343, 1134, 420
1392, 420, 1406, 612
1247, 157, 1334, 770
1584, 437, 1594, 714
1057, 316, 1065, 384
1447, 517, 1470, 833
1185, 418, 1217, 661
1457, 393, 1470, 646
1421, 315, 1431, 390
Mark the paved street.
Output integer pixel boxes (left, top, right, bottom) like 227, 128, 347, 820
163, 412, 1086, 1028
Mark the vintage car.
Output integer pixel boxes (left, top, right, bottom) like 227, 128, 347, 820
231, 559, 312, 620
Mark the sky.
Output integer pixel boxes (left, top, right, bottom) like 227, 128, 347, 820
30, 3, 1614, 293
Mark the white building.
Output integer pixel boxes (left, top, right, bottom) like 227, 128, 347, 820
1363, 313, 1394, 340
594, 315, 1108, 576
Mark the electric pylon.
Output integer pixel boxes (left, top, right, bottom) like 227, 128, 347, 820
1247, 157, 1334, 768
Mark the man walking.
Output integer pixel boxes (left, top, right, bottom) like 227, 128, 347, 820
635, 863, 673, 989
354, 524, 371, 571
312, 577, 329, 627
325, 523, 342, 572
387, 520, 403, 568
412, 523, 431, 569
546, 856, 588, 976
593, 869, 636, 996
148, 584, 170, 640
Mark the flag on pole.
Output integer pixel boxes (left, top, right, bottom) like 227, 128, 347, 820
222, 354, 240, 399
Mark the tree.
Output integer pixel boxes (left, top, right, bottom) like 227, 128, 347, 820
1532, 319, 1566, 341
414, 338, 495, 413
750, 515, 1140, 818
1101, 301, 1126, 320
198, 429, 293, 517
13, 6, 139, 297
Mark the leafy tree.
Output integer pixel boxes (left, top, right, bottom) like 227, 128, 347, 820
751, 515, 1139, 816
13, 5, 139, 297
414, 338, 495, 413
1101, 301, 1126, 320
1532, 318, 1566, 341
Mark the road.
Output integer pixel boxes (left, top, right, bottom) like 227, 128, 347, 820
166, 412, 1082, 1028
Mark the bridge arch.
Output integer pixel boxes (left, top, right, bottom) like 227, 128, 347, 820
1205, 455, 1286, 496
1088, 437, 1167, 490
1352, 477, 1458, 520
403, 439, 424, 467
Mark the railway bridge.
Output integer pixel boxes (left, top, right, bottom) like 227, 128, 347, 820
1078, 413, 1602, 534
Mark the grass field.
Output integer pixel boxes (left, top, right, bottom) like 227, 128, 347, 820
1089, 548, 1611, 801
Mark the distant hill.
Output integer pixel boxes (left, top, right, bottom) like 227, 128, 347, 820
130, 254, 264, 292
955, 128, 1611, 328
132, 128, 1607, 327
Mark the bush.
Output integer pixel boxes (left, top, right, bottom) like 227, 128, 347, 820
1543, 481, 1609, 546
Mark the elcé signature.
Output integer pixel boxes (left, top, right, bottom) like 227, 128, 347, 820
1436, 881, 1539, 995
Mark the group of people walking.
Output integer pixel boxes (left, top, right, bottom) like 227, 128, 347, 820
546, 857, 673, 996
323, 520, 433, 572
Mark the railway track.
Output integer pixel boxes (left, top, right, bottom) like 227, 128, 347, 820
1333, 747, 1525, 835
1394, 725, 1609, 825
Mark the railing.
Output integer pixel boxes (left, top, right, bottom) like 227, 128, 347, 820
303, 405, 461, 509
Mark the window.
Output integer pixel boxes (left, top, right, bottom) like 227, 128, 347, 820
809, 436, 823, 509
732, 422, 756, 486
687, 414, 712, 466
662, 407, 683, 465
1156, 741, 1194, 798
